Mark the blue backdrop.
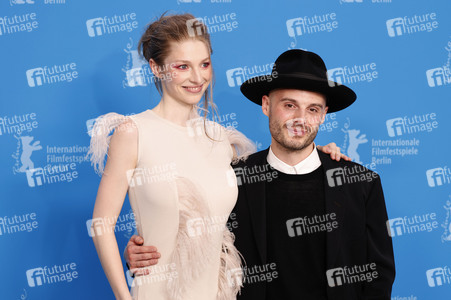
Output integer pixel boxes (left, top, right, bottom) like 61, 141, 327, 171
0, 0, 450, 299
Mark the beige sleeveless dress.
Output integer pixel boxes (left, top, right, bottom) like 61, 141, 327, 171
88, 108, 256, 300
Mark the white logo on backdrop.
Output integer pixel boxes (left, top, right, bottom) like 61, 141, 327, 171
12, 134, 42, 174
122, 38, 149, 88
341, 118, 368, 164
442, 196, 451, 242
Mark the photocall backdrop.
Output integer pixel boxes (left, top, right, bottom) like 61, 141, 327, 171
0, 0, 450, 299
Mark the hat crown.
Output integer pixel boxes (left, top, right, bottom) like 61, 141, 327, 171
274, 49, 328, 80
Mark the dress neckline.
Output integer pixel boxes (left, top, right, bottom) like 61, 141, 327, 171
146, 109, 189, 131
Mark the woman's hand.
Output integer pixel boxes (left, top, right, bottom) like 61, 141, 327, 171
317, 142, 351, 161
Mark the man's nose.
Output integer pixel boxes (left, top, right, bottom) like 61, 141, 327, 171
293, 109, 307, 122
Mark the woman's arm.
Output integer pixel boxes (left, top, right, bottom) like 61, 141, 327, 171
91, 120, 138, 300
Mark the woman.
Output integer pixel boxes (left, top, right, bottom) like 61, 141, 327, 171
88, 13, 346, 300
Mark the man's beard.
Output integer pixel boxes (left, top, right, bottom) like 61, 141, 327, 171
269, 117, 319, 152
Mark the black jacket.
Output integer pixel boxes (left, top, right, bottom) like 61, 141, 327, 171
230, 148, 396, 300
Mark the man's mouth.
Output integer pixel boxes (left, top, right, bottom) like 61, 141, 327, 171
286, 119, 309, 137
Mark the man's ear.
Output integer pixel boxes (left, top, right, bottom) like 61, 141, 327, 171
262, 95, 270, 117
149, 59, 162, 78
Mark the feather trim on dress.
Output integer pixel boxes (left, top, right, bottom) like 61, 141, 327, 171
224, 126, 257, 164
167, 177, 243, 300
86, 112, 134, 176
217, 229, 244, 300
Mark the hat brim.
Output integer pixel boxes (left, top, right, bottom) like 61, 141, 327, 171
240, 74, 357, 113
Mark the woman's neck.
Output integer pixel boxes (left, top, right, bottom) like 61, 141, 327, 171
152, 97, 195, 127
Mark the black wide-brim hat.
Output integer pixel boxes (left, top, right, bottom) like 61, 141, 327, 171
240, 49, 357, 113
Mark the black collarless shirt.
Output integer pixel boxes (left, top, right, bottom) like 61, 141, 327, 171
265, 166, 328, 300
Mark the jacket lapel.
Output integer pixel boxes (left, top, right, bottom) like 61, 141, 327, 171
318, 151, 346, 269
243, 148, 270, 264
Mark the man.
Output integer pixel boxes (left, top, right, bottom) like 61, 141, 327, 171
125, 49, 396, 299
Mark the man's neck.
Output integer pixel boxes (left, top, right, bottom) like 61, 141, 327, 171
270, 140, 315, 166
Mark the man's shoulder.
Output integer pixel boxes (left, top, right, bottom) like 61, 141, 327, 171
318, 151, 380, 180
232, 148, 269, 168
